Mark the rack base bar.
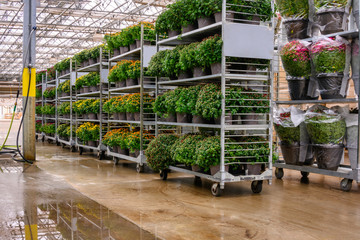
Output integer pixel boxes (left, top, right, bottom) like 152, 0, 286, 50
77, 144, 99, 151
274, 163, 360, 182
57, 138, 75, 146
45, 136, 56, 141
168, 166, 272, 183
106, 149, 143, 163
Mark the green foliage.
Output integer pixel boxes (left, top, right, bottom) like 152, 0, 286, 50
54, 58, 71, 72
108, 60, 133, 82
197, 35, 223, 68
73, 99, 97, 114
275, 0, 309, 18
36, 71, 46, 83
305, 114, 346, 144
155, 6, 182, 35
172, 134, 208, 166
163, 45, 185, 77
76, 122, 100, 141
47, 67, 56, 80
280, 40, 311, 77
41, 104, 56, 115
195, 136, 221, 171
147, 50, 168, 77
35, 104, 42, 115
233, 0, 273, 21
274, 112, 301, 145
57, 124, 70, 137
57, 80, 71, 93
195, 84, 222, 119
102, 128, 129, 147
164, 88, 182, 114
128, 61, 141, 80
36, 87, 42, 98
41, 123, 56, 134
229, 88, 270, 114
58, 102, 71, 115
43, 87, 56, 98
179, 42, 201, 72
153, 95, 167, 117
315, 0, 348, 10
75, 72, 100, 89
145, 134, 179, 171
175, 86, 201, 114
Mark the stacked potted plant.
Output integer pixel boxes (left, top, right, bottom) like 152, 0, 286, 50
57, 124, 70, 141
197, 34, 223, 75
57, 80, 71, 97
280, 40, 315, 100
126, 131, 154, 158
86, 73, 101, 92
127, 60, 141, 86
274, 108, 313, 166
104, 96, 127, 120
305, 106, 346, 170
175, 86, 201, 123
54, 58, 71, 76
163, 45, 185, 79
73, 99, 95, 119
47, 67, 56, 80
35, 104, 42, 115
103, 128, 129, 154
178, 42, 201, 78
36, 120, 42, 133
41, 123, 56, 137
315, 0, 349, 35
89, 99, 100, 120
76, 122, 100, 147
147, 50, 168, 77
195, 136, 223, 175
43, 87, 56, 99
108, 60, 133, 88
145, 134, 179, 172
42, 104, 56, 117
36, 70, 46, 84
310, 37, 347, 99
276, 0, 310, 40
125, 93, 141, 121
36, 87, 42, 100
195, 84, 222, 124
58, 102, 71, 118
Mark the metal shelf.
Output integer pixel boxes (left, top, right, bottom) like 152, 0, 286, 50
302, 30, 359, 42
157, 121, 222, 129
275, 98, 359, 105
58, 72, 71, 79
157, 22, 222, 46
106, 149, 142, 163
76, 91, 108, 97
109, 48, 141, 62
108, 119, 155, 125
109, 84, 156, 93
77, 61, 109, 72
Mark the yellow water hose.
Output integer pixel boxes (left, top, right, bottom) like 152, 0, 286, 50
0, 103, 17, 151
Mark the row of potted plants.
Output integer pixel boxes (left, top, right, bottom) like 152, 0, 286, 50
47, 66, 56, 80
148, 35, 223, 79
73, 44, 108, 68
108, 60, 141, 87
103, 93, 154, 121
57, 124, 74, 141
36, 87, 42, 99
104, 22, 156, 55
155, 0, 273, 38
102, 128, 155, 157
43, 87, 56, 99
36, 104, 56, 116
75, 72, 101, 93
154, 84, 269, 124
36, 70, 46, 84
73, 99, 100, 120
145, 133, 272, 176
40, 123, 56, 137
57, 80, 71, 97
280, 37, 347, 100
274, 106, 346, 170
58, 102, 71, 118
54, 58, 71, 76
76, 122, 100, 147
276, 0, 355, 41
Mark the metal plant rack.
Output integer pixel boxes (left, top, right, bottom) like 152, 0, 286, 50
107, 24, 157, 173
273, 1, 360, 191
56, 59, 76, 152
155, 0, 275, 196
35, 73, 44, 142
74, 48, 109, 159
42, 71, 57, 143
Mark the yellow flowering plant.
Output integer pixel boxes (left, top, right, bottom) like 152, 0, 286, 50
76, 122, 100, 142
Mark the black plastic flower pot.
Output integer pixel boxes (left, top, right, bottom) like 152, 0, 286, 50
113, 48, 120, 56
115, 81, 126, 88
316, 9, 348, 35
317, 73, 345, 99
176, 113, 191, 123
126, 112, 135, 121
120, 46, 129, 54
283, 18, 310, 41
192, 115, 207, 124
280, 143, 308, 165
165, 113, 177, 122
193, 67, 209, 77
214, 12, 235, 22
247, 164, 262, 175
130, 150, 140, 158
313, 144, 344, 171
211, 63, 222, 75
182, 23, 197, 34
286, 76, 316, 100
112, 146, 119, 153
210, 165, 229, 175
178, 71, 192, 79
168, 30, 180, 38
126, 78, 139, 87
118, 112, 127, 121
198, 16, 215, 28
134, 112, 141, 121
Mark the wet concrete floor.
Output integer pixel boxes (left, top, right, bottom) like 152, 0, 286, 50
0, 154, 155, 239
2, 142, 360, 240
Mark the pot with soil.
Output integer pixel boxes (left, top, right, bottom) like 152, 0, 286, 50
113, 48, 120, 56
178, 71, 192, 79
168, 30, 181, 38
120, 46, 129, 54
283, 18, 310, 41
134, 112, 141, 121
176, 113, 191, 123
198, 16, 215, 28
88, 113, 97, 120
313, 144, 344, 170
82, 86, 90, 93
126, 78, 139, 87
90, 86, 98, 92
130, 42, 137, 51
113, 112, 119, 120
182, 23, 197, 34
317, 73, 345, 99
214, 12, 235, 22
193, 67, 209, 77
126, 112, 135, 121
115, 81, 126, 88
112, 146, 119, 153
316, 8, 348, 35
165, 113, 177, 122
89, 58, 96, 65
210, 62, 222, 75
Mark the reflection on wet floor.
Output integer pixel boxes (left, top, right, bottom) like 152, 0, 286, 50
0, 156, 154, 240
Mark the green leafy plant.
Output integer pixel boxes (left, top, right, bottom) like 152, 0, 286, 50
164, 88, 182, 115
179, 42, 201, 72
57, 80, 71, 94
195, 136, 221, 171
233, 0, 273, 21
128, 60, 141, 80
126, 131, 154, 153
153, 95, 167, 117
163, 45, 185, 77
43, 87, 56, 98
197, 35, 223, 68
36, 70, 46, 83
35, 104, 42, 115
147, 50, 168, 77
108, 60, 133, 82
310, 38, 346, 74
172, 134, 208, 166
305, 112, 346, 144
195, 84, 222, 120
274, 112, 301, 145
175, 85, 201, 115
145, 134, 179, 171
36, 87, 42, 98
73, 99, 97, 114
280, 40, 311, 77
103, 128, 129, 147
57, 124, 70, 138
41, 104, 56, 115
275, 0, 309, 18
36, 120, 42, 132
58, 102, 71, 115
76, 122, 100, 142
237, 88, 270, 114
41, 123, 56, 134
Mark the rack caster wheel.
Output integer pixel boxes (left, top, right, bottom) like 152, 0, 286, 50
62, 143, 65, 148
42, 137, 45, 142
194, 176, 202, 185
71, 146, 76, 152
300, 176, 309, 184
275, 168, 284, 179
98, 151, 105, 160
114, 158, 120, 165
47, 139, 52, 144
36, 135, 38, 141
79, 147, 83, 155
251, 180, 263, 194
340, 178, 353, 192
211, 183, 222, 197
136, 163, 144, 173
160, 169, 168, 180
56, 141, 60, 146
301, 171, 309, 178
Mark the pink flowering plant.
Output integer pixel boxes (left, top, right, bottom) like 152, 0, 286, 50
310, 37, 346, 74
280, 40, 311, 77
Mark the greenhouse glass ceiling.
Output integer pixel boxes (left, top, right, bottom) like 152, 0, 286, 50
0, 0, 172, 81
